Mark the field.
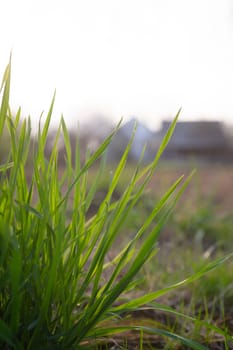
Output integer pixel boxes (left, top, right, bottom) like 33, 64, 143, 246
85, 163, 233, 349
1, 59, 233, 349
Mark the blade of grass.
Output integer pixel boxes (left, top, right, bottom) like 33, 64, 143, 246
9, 248, 22, 334
56, 121, 122, 211
112, 252, 233, 313
87, 325, 208, 350
0, 55, 11, 138
0, 161, 13, 172
66, 172, 194, 344
0, 320, 14, 348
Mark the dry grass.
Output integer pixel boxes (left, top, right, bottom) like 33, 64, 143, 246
147, 163, 233, 213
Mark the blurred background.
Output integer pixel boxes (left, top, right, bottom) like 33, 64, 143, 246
1, 0, 233, 133
1, 2, 233, 339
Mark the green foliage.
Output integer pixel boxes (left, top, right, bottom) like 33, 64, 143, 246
0, 58, 232, 349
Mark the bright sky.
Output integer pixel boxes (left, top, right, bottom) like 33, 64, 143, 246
1, 0, 233, 130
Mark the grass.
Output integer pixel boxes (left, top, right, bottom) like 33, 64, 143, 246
123, 163, 233, 347
0, 57, 233, 349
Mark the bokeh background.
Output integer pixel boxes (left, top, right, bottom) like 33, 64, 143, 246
1, 0, 233, 132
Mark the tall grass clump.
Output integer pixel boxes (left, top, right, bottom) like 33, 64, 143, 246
0, 58, 233, 349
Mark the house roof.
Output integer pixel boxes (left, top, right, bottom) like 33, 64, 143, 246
106, 118, 155, 162
160, 121, 230, 150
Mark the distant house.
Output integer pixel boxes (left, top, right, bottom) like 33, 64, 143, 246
106, 118, 155, 163
157, 121, 233, 162
44, 119, 233, 165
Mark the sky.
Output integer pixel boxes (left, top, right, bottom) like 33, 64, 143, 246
1, 0, 233, 131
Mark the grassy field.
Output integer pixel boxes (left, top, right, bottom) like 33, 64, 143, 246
1, 58, 233, 349
83, 162, 233, 349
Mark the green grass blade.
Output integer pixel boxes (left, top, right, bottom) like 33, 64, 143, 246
56, 121, 121, 211
61, 116, 72, 170
0, 56, 11, 138
9, 248, 22, 334
41, 91, 56, 147
154, 108, 181, 163
0, 320, 14, 348
0, 161, 13, 172
88, 325, 208, 350
66, 172, 194, 343
112, 252, 233, 312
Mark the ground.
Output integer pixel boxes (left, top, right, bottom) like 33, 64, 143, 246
90, 162, 233, 349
